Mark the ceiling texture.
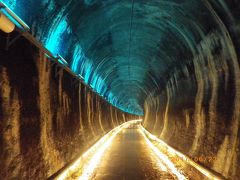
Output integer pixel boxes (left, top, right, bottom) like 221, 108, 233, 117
2, 0, 238, 115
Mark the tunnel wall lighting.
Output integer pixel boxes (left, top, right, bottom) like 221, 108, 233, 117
0, 3, 126, 116
0, 1, 30, 31
56, 54, 69, 66
0, 12, 14, 33
78, 74, 84, 80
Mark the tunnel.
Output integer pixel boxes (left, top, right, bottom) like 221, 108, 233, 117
0, 0, 240, 179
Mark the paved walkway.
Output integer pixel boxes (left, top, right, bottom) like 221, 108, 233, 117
92, 126, 175, 180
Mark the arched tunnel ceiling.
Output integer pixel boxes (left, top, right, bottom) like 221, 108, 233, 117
2, 0, 233, 115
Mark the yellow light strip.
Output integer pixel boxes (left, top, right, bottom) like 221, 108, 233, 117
139, 128, 187, 180
55, 119, 142, 180
140, 125, 223, 180
137, 128, 169, 172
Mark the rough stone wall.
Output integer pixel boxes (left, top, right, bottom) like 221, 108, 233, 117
0, 33, 137, 179
143, 22, 240, 180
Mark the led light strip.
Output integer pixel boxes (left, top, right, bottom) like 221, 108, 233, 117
140, 126, 223, 180
55, 120, 142, 180
139, 128, 186, 180
56, 54, 69, 66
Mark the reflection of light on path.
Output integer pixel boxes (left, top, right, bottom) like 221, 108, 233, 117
56, 120, 142, 180
139, 128, 168, 172
140, 125, 222, 180
139, 127, 186, 180
56, 120, 221, 180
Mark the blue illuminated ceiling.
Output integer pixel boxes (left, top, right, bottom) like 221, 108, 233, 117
1, 0, 230, 115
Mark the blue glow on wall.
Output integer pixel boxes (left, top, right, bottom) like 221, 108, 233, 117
45, 17, 68, 55
71, 45, 84, 73
83, 60, 93, 83
4, 0, 16, 10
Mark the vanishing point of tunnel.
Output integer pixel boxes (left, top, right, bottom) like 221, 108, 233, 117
0, 0, 240, 179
